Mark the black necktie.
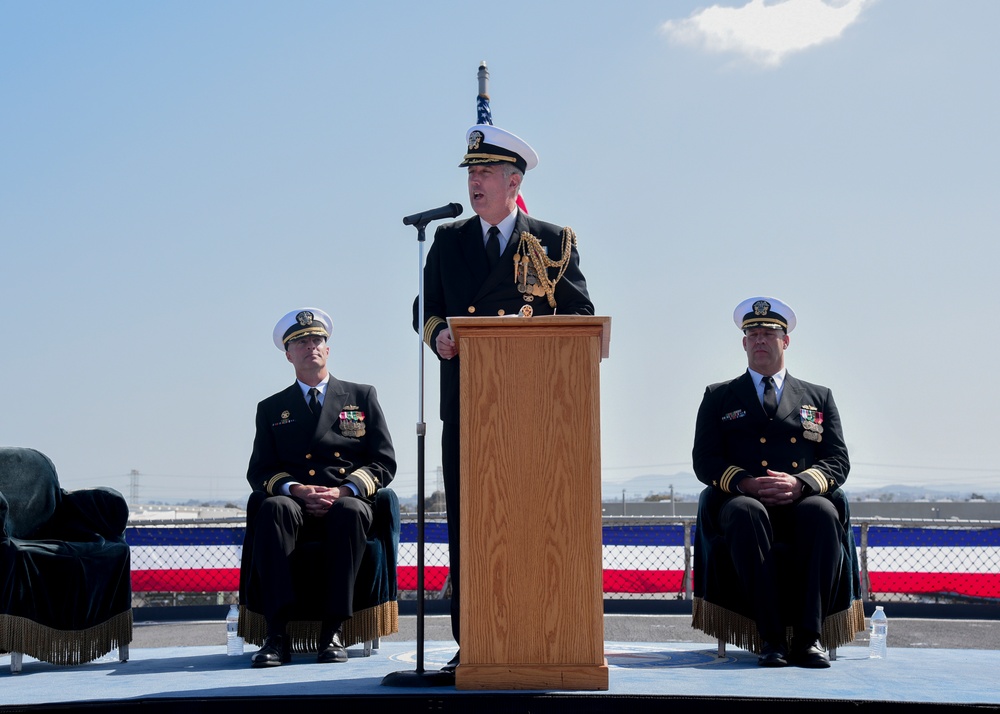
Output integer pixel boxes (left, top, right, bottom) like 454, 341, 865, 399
485, 226, 500, 269
762, 376, 778, 419
308, 387, 321, 416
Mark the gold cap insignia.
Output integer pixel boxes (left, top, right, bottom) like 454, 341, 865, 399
296, 311, 314, 327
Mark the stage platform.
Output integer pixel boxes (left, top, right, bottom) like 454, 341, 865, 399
2, 638, 998, 713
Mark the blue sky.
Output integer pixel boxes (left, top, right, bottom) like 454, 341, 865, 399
2, 1, 998, 502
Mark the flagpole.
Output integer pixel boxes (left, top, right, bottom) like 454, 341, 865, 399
477, 61, 492, 125
477, 60, 529, 215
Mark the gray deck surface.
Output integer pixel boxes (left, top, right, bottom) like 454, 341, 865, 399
1, 615, 997, 710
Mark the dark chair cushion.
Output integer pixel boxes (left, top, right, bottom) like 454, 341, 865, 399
0, 447, 132, 665
6, 536, 132, 629
0, 448, 61, 539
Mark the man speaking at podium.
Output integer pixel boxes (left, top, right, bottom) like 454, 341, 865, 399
413, 124, 594, 673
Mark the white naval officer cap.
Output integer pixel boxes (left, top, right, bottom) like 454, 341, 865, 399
733, 297, 796, 333
272, 308, 333, 351
460, 124, 539, 173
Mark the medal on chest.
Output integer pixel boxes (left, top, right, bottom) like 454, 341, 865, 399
800, 406, 824, 442
339, 406, 366, 438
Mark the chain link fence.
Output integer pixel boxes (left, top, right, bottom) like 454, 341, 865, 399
857, 518, 1000, 603
128, 518, 244, 609
127, 515, 1000, 609
598, 516, 1000, 604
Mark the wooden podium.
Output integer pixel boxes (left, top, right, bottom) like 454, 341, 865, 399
449, 315, 611, 691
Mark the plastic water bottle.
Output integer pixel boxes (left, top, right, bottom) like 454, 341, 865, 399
226, 604, 244, 656
869, 605, 888, 659
94, 646, 119, 663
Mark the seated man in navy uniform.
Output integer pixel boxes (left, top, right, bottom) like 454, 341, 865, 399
246, 308, 396, 667
692, 297, 850, 668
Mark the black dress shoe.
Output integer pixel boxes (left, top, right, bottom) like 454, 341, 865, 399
317, 627, 348, 663
440, 650, 459, 674
251, 635, 291, 668
440, 649, 462, 679
789, 637, 830, 668
758, 641, 789, 667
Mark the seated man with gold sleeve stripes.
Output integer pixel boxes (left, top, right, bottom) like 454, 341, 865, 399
245, 307, 396, 668
692, 297, 858, 669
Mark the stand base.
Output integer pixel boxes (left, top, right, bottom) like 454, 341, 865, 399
456, 660, 609, 691
381, 669, 456, 688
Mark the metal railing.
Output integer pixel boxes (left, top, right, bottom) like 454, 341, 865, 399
126, 515, 1000, 609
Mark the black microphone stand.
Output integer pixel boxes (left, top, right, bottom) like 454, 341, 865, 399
381, 216, 455, 688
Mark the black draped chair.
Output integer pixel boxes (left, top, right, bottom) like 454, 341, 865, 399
0, 447, 132, 673
238, 488, 399, 655
691, 486, 866, 658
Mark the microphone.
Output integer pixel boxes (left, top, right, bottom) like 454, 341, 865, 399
402, 202, 463, 226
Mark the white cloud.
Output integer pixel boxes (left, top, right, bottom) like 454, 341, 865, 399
662, 0, 873, 68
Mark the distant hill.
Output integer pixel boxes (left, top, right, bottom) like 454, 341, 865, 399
849, 484, 1000, 502
138, 474, 997, 508
600, 472, 999, 503
601, 472, 703, 501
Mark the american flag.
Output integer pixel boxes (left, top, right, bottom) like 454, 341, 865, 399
477, 61, 528, 214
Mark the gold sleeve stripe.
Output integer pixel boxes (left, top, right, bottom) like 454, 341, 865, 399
352, 469, 378, 497
264, 472, 291, 495
720, 466, 746, 493
801, 468, 828, 494
423, 317, 446, 347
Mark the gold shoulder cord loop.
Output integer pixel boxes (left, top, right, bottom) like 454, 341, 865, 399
513, 227, 577, 309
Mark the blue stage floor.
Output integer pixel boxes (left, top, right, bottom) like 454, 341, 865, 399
2, 640, 998, 713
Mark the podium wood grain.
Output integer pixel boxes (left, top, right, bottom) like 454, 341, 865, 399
450, 316, 610, 690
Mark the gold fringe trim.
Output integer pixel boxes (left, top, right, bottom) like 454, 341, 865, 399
822, 598, 867, 649
691, 597, 866, 654
692, 597, 763, 653
239, 601, 399, 652
0, 610, 133, 665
